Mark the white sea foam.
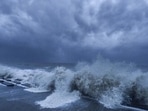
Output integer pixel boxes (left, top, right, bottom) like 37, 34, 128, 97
99, 88, 123, 108
36, 67, 80, 108
25, 88, 49, 93
0, 57, 148, 109
37, 91, 80, 108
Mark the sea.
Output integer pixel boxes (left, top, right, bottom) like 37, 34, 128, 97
0, 58, 148, 111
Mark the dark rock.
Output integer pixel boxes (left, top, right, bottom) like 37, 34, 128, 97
2, 81, 14, 87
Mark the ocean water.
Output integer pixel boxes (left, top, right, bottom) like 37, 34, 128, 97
0, 58, 148, 110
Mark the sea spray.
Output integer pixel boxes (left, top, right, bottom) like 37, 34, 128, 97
0, 58, 148, 109
36, 67, 80, 108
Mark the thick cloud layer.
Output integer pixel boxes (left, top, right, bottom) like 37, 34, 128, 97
0, 0, 148, 64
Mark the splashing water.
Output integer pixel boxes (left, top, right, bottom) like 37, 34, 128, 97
0, 57, 148, 109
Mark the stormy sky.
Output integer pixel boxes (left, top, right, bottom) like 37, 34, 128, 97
0, 0, 148, 64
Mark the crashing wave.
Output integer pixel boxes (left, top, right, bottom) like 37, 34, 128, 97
0, 58, 148, 109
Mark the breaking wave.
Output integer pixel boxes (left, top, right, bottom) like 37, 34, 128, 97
0, 57, 148, 109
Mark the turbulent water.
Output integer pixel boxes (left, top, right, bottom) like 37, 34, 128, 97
0, 58, 148, 110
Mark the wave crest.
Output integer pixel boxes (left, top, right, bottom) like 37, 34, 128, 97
0, 58, 148, 109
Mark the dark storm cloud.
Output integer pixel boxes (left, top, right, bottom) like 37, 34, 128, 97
1, 0, 148, 64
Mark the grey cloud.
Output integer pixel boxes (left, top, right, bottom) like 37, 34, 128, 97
0, 0, 148, 64
75, 0, 148, 48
